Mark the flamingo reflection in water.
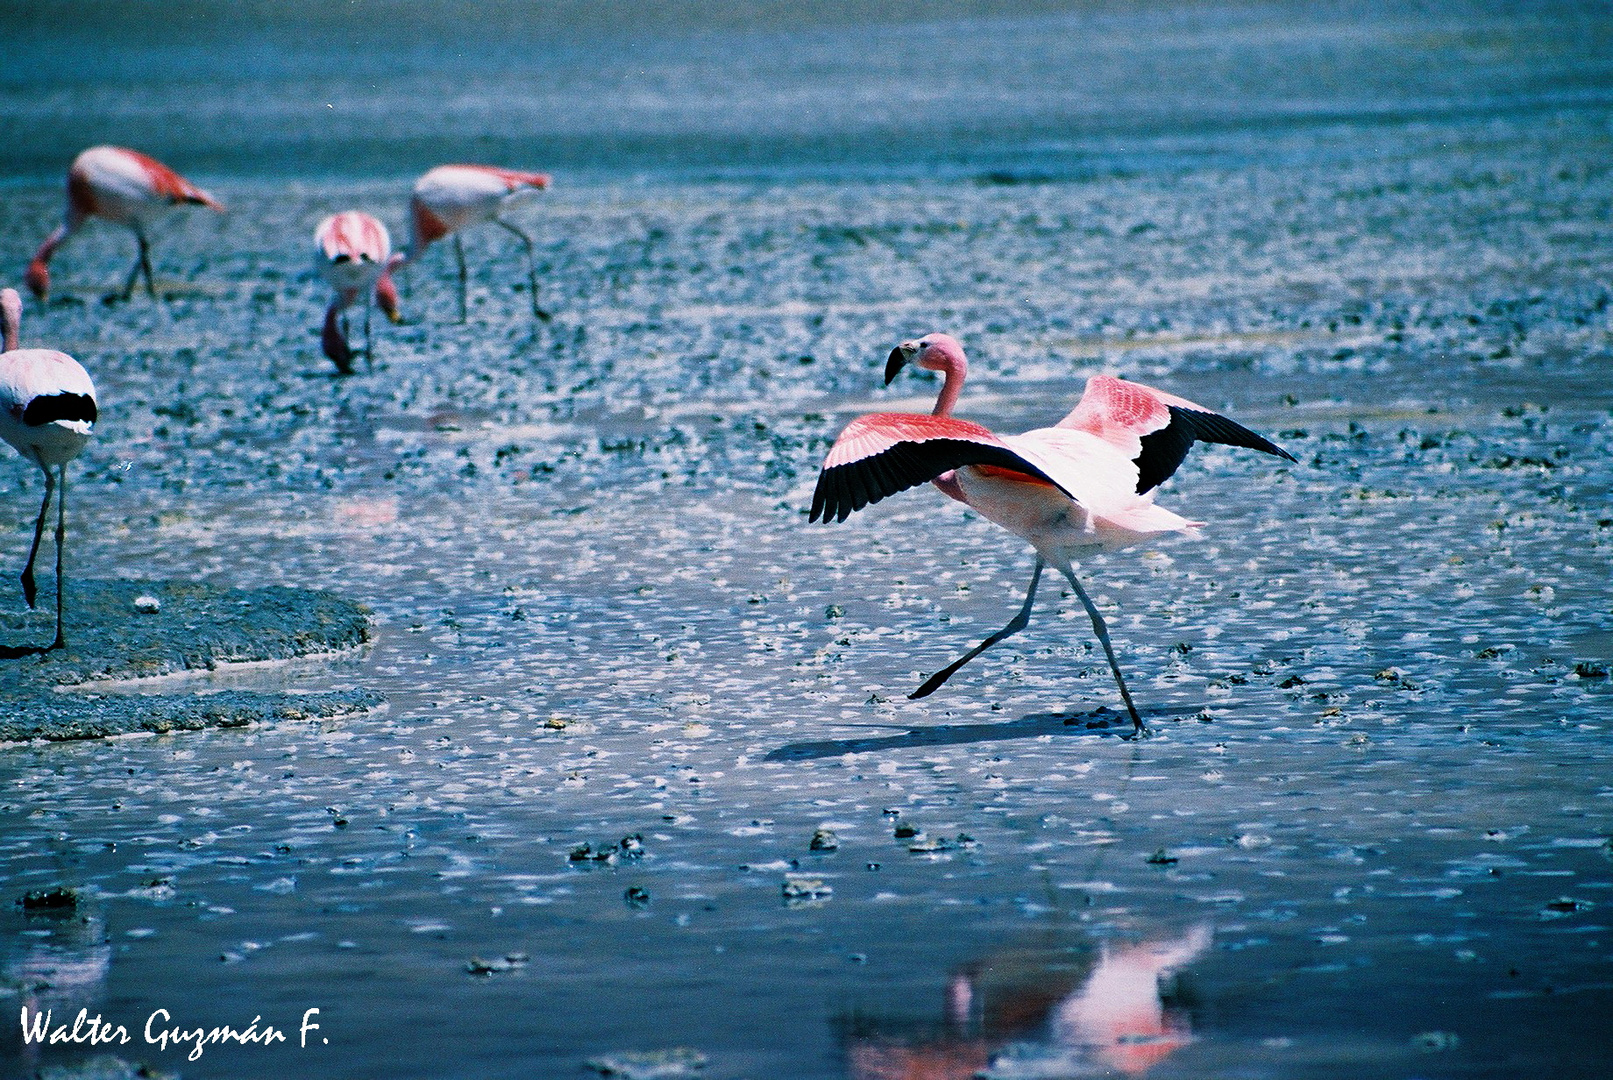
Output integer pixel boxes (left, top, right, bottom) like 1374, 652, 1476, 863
844, 924, 1211, 1079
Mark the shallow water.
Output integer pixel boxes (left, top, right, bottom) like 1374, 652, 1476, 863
3, 2, 1613, 1078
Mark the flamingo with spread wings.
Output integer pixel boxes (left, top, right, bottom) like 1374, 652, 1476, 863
810, 333, 1295, 735
27, 145, 224, 304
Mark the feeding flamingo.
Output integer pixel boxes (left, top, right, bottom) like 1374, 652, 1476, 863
0, 288, 97, 652
400, 164, 553, 322
314, 212, 402, 375
27, 145, 224, 304
809, 333, 1295, 735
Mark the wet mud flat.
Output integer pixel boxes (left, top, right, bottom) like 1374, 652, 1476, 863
1, 579, 379, 742
2, 11, 1613, 1080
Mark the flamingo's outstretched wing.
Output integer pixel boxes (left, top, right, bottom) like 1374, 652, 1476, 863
810, 413, 1075, 523
1059, 375, 1294, 493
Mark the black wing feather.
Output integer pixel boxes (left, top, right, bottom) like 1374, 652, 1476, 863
811, 438, 1070, 523
22, 392, 97, 427
1134, 406, 1295, 494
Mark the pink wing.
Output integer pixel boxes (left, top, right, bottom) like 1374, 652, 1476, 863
120, 148, 224, 210
467, 165, 551, 192
811, 412, 1075, 523
1058, 375, 1293, 493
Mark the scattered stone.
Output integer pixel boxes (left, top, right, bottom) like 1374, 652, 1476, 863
782, 875, 832, 903
624, 886, 650, 908
569, 834, 645, 865
585, 1047, 707, 1079
1573, 660, 1609, 679
908, 833, 977, 854
132, 595, 162, 614
809, 827, 839, 851
466, 952, 530, 975
1411, 1030, 1460, 1052
18, 885, 80, 911
1543, 896, 1591, 915
892, 822, 920, 839
1146, 849, 1179, 865
1374, 667, 1418, 689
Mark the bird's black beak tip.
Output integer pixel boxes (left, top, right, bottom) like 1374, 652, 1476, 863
884, 345, 910, 385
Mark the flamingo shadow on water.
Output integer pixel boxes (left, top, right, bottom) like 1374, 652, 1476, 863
764, 707, 1181, 762
809, 332, 1297, 738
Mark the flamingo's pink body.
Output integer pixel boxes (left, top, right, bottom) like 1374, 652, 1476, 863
403, 164, 553, 321
0, 288, 97, 651
811, 333, 1295, 733
27, 146, 224, 302
314, 211, 401, 374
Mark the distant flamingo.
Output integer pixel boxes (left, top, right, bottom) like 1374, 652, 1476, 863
314, 212, 402, 375
401, 164, 553, 322
810, 333, 1295, 735
27, 145, 224, 304
0, 288, 97, 652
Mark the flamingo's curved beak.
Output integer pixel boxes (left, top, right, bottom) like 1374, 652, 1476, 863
885, 342, 916, 385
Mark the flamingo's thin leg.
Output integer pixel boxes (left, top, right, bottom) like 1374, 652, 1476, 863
495, 217, 550, 322
50, 464, 68, 651
911, 557, 1045, 700
1056, 564, 1146, 736
454, 233, 468, 323
20, 454, 55, 610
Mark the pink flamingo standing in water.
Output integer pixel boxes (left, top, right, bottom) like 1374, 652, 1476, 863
27, 145, 224, 304
0, 288, 97, 652
810, 333, 1295, 735
314, 212, 402, 375
399, 165, 553, 322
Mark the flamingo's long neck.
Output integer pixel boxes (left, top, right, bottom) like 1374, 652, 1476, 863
322, 302, 353, 372
932, 355, 965, 417
1, 300, 19, 352
927, 348, 970, 503
26, 225, 70, 300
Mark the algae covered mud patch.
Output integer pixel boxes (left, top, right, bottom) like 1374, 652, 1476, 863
1, 580, 380, 741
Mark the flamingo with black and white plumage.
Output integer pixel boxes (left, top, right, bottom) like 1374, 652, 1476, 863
0, 288, 97, 652
27, 145, 224, 304
314, 211, 402, 375
809, 333, 1296, 736
400, 165, 553, 322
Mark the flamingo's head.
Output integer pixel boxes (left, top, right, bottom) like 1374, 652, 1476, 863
376, 266, 403, 324
25, 258, 50, 302
885, 332, 965, 385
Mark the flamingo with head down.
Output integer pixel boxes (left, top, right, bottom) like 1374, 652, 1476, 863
810, 333, 1296, 735
314, 211, 402, 374
400, 164, 553, 322
27, 145, 224, 304
0, 288, 97, 652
